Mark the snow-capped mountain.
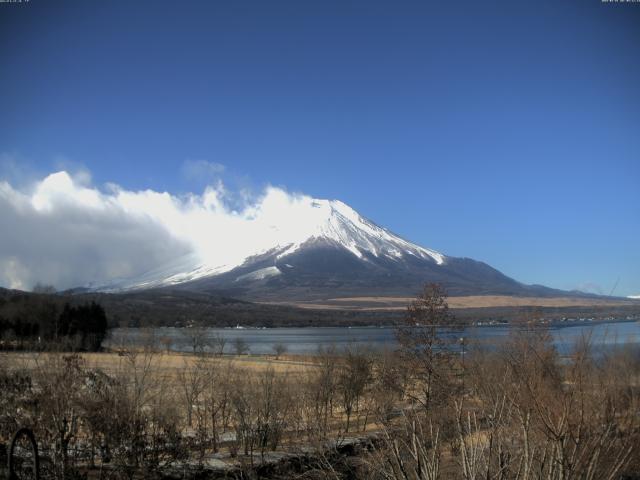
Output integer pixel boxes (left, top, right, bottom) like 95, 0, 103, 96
98, 198, 561, 300
629, 295, 640, 300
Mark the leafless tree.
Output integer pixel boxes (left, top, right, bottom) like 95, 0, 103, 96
202, 360, 234, 452
233, 337, 250, 356
178, 356, 208, 428
396, 283, 459, 411
338, 345, 372, 432
309, 344, 338, 439
369, 411, 442, 480
254, 366, 291, 460
211, 332, 227, 356
159, 335, 173, 353
33, 354, 84, 478
370, 348, 406, 425
182, 326, 208, 355
272, 342, 288, 359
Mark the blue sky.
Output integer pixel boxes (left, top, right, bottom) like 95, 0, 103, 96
0, 0, 639, 295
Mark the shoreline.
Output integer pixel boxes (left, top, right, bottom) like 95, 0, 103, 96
111, 316, 639, 331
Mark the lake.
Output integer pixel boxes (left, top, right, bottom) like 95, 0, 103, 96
106, 319, 640, 355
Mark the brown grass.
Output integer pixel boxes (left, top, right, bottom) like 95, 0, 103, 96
0, 350, 318, 376
264, 295, 638, 310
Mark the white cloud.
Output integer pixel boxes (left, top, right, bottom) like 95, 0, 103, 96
0, 172, 192, 290
0, 168, 326, 291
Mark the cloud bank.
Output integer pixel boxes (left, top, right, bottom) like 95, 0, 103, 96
0, 169, 320, 291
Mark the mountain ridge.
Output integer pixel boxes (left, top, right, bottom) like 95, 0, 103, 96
93, 197, 596, 301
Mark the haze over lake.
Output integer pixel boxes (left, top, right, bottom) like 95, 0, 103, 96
107, 320, 640, 356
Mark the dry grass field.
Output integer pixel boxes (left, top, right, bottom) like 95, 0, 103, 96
266, 294, 639, 310
0, 350, 319, 377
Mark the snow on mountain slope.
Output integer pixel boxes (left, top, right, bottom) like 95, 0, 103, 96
271, 199, 444, 264
629, 295, 640, 299
235, 266, 281, 283
98, 197, 446, 292
97, 252, 235, 292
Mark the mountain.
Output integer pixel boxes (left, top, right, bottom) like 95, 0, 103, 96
97, 198, 571, 301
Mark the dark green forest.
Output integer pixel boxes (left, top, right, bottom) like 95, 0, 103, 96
0, 292, 107, 351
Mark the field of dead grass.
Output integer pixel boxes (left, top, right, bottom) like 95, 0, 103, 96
0, 350, 319, 378
271, 295, 639, 310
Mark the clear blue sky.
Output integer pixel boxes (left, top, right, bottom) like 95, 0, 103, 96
1, 0, 639, 295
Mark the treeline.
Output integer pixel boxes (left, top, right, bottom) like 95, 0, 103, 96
2, 286, 639, 331
73, 288, 640, 328
0, 292, 108, 351
80, 288, 403, 328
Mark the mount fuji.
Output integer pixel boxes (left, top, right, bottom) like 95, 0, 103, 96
97, 198, 565, 301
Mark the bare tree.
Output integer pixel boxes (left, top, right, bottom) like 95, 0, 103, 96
370, 348, 406, 424
178, 356, 208, 428
159, 336, 173, 353
182, 326, 208, 355
233, 337, 250, 356
368, 411, 442, 480
272, 342, 287, 359
211, 333, 226, 356
33, 354, 85, 478
254, 367, 291, 460
203, 360, 234, 452
230, 374, 256, 460
337, 345, 372, 432
309, 344, 338, 439
396, 283, 458, 411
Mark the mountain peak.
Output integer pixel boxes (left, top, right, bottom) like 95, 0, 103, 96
270, 196, 445, 265
97, 197, 446, 292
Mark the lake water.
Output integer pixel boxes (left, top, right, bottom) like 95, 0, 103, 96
106, 319, 640, 355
